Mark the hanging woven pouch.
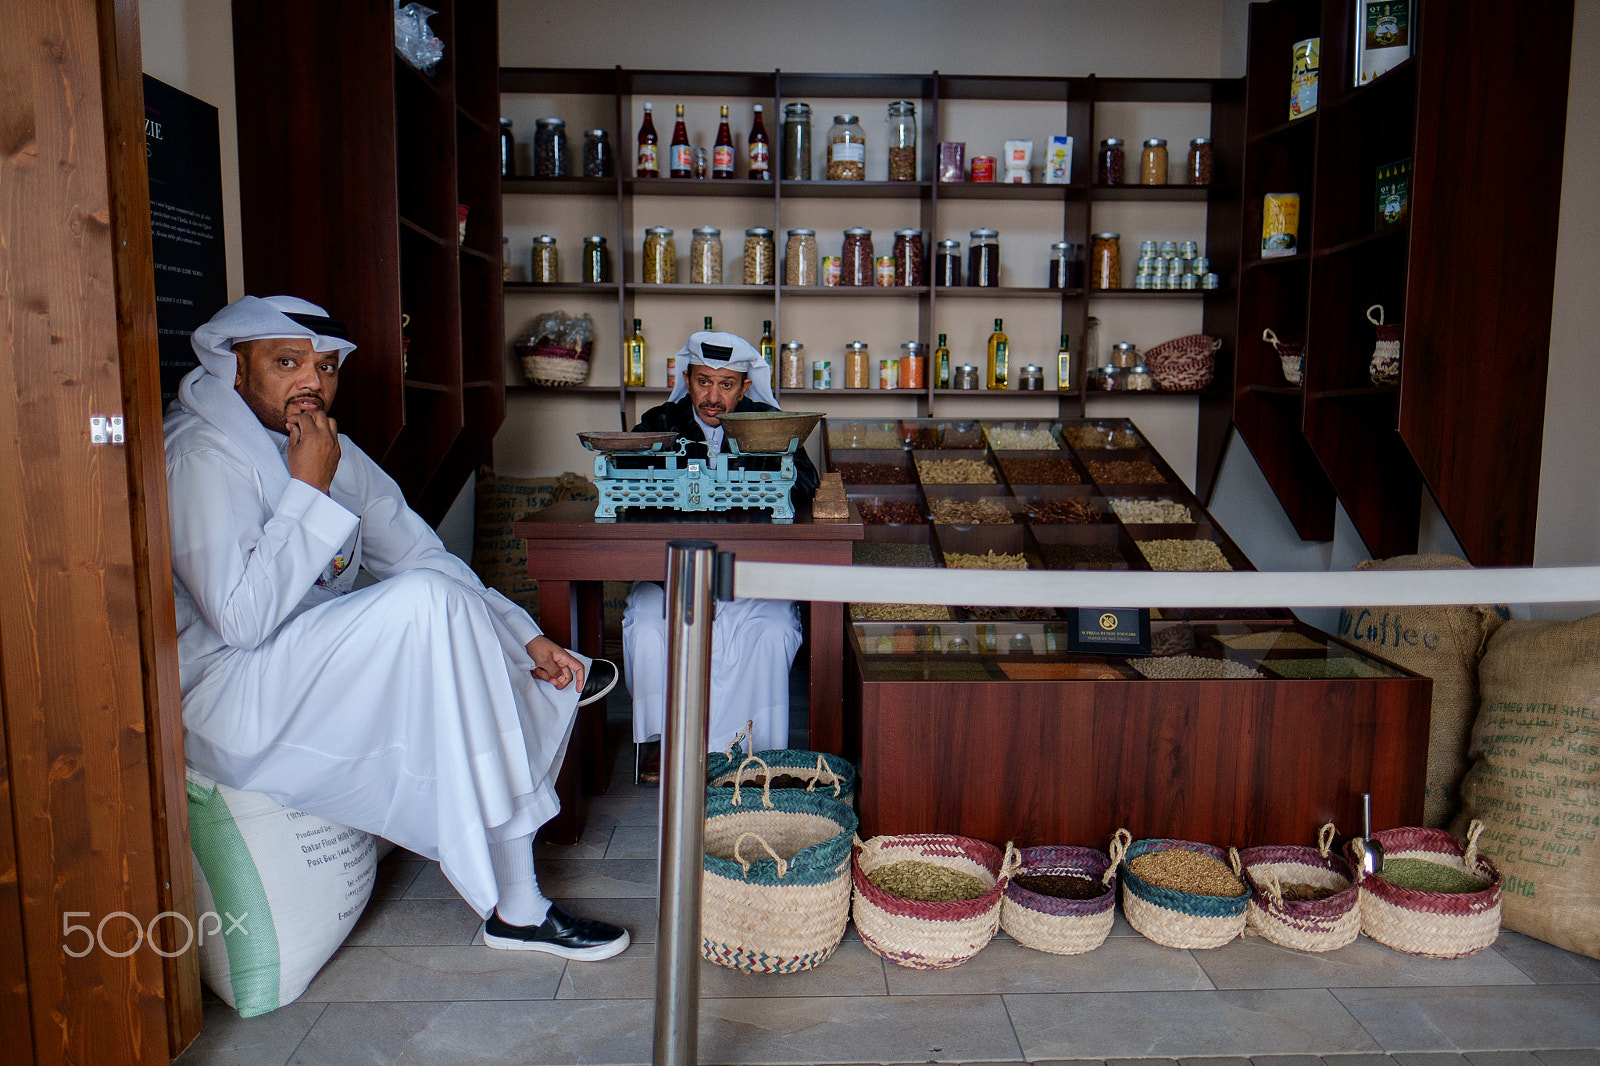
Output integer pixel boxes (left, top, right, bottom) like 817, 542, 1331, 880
1263, 328, 1304, 386
1367, 304, 1402, 386
852, 834, 1021, 970
1000, 830, 1130, 955
1347, 820, 1501, 959
1120, 837, 1251, 949
1240, 823, 1360, 952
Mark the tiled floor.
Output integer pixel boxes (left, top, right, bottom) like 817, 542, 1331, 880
176, 685, 1600, 1066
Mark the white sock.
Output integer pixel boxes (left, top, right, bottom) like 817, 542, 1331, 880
488, 835, 552, 927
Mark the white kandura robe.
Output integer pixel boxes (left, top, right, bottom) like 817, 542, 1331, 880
166, 401, 579, 918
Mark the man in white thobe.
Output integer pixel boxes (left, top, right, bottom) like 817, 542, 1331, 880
166, 295, 628, 958
622, 331, 819, 774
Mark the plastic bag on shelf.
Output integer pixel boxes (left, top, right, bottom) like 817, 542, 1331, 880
394, 3, 445, 75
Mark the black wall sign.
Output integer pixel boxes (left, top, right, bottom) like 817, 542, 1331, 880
143, 74, 228, 404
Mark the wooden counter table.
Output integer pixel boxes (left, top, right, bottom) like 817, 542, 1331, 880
516, 500, 863, 840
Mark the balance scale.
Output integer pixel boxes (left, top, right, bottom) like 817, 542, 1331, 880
586, 438, 801, 522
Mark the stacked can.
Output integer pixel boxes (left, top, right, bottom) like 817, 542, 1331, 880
1133, 239, 1220, 290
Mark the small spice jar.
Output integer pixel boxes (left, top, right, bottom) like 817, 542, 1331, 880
779, 341, 806, 389
1111, 341, 1140, 368
1049, 241, 1080, 289
531, 234, 559, 283
1187, 137, 1213, 186
826, 114, 866, 180
892, 229, 924, 286
642, 226, 675, 284
784, 228, 818, 285
534, 118, 567, 177
954, 364, 980, 390
1125, 364, 1154, 391
743, 227, 775, 286
582, 129, 612, 177
886, 100, 917, 181
581, 234, 610, 283
1090, 231, 1121, 290
900, 341, 926, 388
934, 239, 962, 286
968, 228, 1000, 287
1018, 365, 1044, 391
843, 340, 871, 389
1098, 137, 1126, 184
1141, 138, 1168, 185
782, 102, 813, 181
840, 227, 874, 286
689, 226, 723, 284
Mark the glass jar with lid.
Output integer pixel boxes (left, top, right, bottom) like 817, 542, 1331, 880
642, 226, 675, 284
534, 118, 568, 177
1125, 364, 1154, 391
743, 227, 775, 286
843, 340, 871, 389
1140, 138, 1168, 185
826, 114, 866, 180
1049, 241, 1080, 289
1187, 137, 1213, 185
892, 229, 924, 286
782, 102, 813, 180
779, 341, 806, 389
840, 227, 873, 286
581, 235, 610, 283
785, 228, 818, 285
1018, 365, 1045, 391
968, 228, 1000, 287
886, 101, 916, 181
934, 239, 962, 286
899, 341, 926, 388
531, 234, 559, 283
1090, 231, 1121, 290
582, 129, 612, 177
1110, 341, 1140, 368
1098, 137, 1126, 184
690, 226, 723, 284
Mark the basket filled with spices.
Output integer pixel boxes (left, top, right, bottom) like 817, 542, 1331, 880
701, 756, 858, 974
1239, 823, 1360, 952
708, 722, 858, 808
1000, 830, 1130, 956
852, 833, 1020, 969
1346, 820, 1501, 959
1120, 837, 1251, 949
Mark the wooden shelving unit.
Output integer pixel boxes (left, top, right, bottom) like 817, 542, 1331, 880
1233, 0, 1573, 563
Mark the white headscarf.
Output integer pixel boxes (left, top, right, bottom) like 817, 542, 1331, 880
177, 295, 357, 505
665, 330, 779, 409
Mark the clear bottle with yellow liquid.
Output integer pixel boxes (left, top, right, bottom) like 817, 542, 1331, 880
934, 333, 950, 387
760, 319, 775, 364
1055, 332, 1071, 390
625, 318, 646, 386
987, 318, 1008, 390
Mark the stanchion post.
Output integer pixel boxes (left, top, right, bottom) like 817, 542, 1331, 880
653, 540, 716, 1066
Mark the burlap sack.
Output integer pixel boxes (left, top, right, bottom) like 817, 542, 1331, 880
1338, 553, 1506, 826
1453, 613, 1600, 960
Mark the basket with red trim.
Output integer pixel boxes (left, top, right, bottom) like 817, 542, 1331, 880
851, 834, 1020, 970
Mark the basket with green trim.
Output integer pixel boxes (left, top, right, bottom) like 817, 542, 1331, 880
701, 755, 858, 974
707, 720, 857, 807
1120, 837, 1251, 949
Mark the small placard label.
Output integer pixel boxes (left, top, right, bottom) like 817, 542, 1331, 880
1066, 607, 1151, 655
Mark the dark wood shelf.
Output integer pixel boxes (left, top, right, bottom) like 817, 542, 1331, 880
1245, 383, 1303, 396
934, 287, 1078, 299
932, 388, 1077, 397
1308, 386, 1400, 400
780, 285, 928, 297
459, 245, 492, 263
1242, 252, 1309, 272
506, 281, 620, 294
404, 379, 452, 392
625, 177, 775, 197
1087, 289, 1209, 299
507, 384, 623, 394
502, 176, 616, 196
628, 283, 778, 296
1247, 115, 1317, 145
935, 182, 1080, 201
779, 180, 930, 199
1090, 184, 1210, 201
1314, 226, 1408, 260
399, 216, 448, 247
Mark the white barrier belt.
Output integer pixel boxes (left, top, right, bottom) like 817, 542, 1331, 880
732, 561, 1600, 609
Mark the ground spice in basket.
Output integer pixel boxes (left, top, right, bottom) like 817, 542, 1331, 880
1086, 459, 1164, 483
1013, 872, 1106, 900
867, 860, 988, 902
1129, 849, 1247, 897
836, 462, 912, 485
1000, 457, 1082, 485
1277, 881, 1339, 902
1376, 858, 1489, 894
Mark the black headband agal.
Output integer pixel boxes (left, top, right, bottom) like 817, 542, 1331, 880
698, 342, 734, 361
283, 312, 351, 342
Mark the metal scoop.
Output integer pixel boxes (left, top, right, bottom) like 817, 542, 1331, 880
1360, 792, 1385, 875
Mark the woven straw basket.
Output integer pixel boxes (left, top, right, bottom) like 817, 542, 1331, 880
1263, 328, 1304, 386
1121, 838, 1251, 949
1000, 830, 1129, 956
518, 340, 592, 387
701, 757, 858, 974
1145, 334, 1221, 392
1240, 824, 1360, 952
1347, 820, 1502, 959
852, 834, 1021, 970
708, 723, 857, 808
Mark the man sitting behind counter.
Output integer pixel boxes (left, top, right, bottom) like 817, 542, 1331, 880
622, 331, 819, 779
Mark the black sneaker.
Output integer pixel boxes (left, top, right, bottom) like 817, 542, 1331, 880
483, 904, 630, 960
577, 658, 619, 708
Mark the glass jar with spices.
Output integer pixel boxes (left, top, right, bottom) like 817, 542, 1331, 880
782, 102, 812, 180
827, 114, 866, 180
968, 228, 1000, 287
1098, 137, 1126, 184
642, 226, 676, 284
1018, 365, 1044, 391
892, 229, 924, 286
1090, 231, 1121, 290
840, 227, 873, 286
581, 235, 610, 283
743, 227, 775, 286
1111, 341, 1140, 368
1140, 138, 1168, 185
534, 118, 567, 177
531, 234, 559, 283
1049, 241, 1080, 289
784, 228, 818, 285
690, 227, 723, 284
934, 239, 962, 286
886, 101, 917, 181
1187, 137, 1213, 186
500, 118, 515, 177
900, 341, 926, 388
843, 340, 871, 388
582, 129, 612, 178
779, 341, 806, 390
1125, 364, 1153, 391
